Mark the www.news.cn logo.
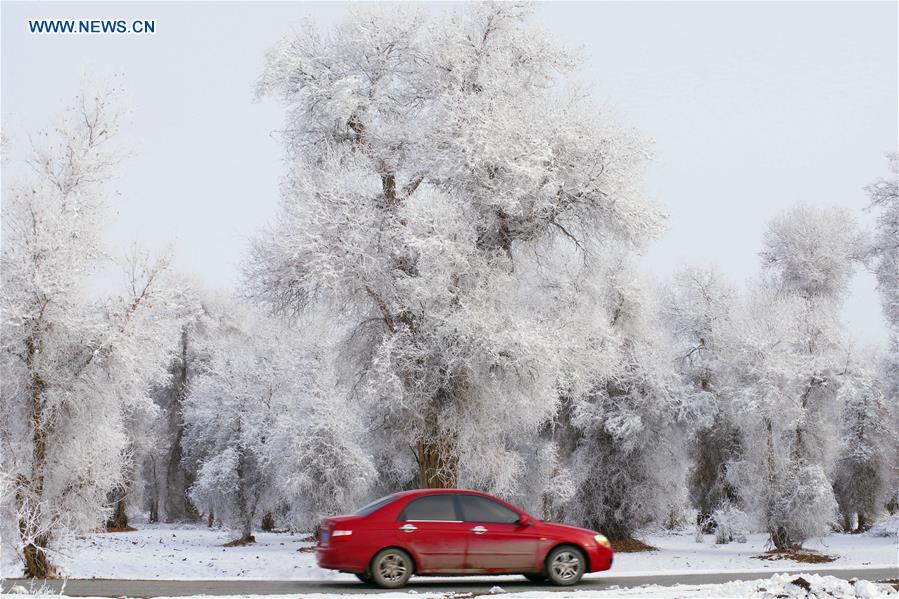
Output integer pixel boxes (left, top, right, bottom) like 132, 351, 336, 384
29, 19, 156, 34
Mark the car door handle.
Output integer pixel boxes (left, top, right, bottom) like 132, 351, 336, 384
400, 523, 417, 533
471, 525, 488, 535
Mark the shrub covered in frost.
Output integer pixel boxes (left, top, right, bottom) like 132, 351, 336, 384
712, 502, 750, 544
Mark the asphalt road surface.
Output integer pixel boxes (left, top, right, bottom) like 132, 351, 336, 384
2, 567, 897, 596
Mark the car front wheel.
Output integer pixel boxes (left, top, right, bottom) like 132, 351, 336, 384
370, 548, 414, 589
546, 545, 586, 586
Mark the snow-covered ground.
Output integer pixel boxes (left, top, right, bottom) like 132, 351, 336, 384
1, 523, 895, 581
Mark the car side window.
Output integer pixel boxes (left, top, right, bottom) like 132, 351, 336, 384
354, 494, 397, 516
400, 494, 459, 521
458, 495, 520, 524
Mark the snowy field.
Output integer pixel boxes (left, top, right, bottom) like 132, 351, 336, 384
2, 523, 895, 581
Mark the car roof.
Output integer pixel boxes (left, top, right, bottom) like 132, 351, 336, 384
393, 488, 495, 499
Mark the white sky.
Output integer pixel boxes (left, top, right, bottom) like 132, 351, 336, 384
2, 1, 896, 347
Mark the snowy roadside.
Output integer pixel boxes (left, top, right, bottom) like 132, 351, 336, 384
1, 524, 895, 581
4, 573, 898, 598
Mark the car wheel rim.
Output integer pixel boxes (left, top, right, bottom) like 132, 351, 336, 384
551, 551, 581, 581
378, 553, 407, 582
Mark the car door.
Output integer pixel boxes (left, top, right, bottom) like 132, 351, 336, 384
395, 494, 468, 574
458, 494, 541, 572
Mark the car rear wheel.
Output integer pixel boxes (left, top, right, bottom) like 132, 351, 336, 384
370, 548, 414, 589
546, 545, 586, 586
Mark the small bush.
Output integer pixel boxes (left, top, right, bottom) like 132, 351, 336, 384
712, 503, 750, 544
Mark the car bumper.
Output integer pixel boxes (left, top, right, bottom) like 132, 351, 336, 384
316, 545, 364, 573
585, 545, 614, 572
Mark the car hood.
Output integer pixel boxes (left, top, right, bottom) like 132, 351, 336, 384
536, 521, 598, 537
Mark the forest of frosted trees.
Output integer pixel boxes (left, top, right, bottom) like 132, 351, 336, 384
1, 4, 896, 579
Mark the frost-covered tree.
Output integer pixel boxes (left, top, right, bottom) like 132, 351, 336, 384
867, 154, 899, 338
729, 205, 866, 550
0, 90, 185, 577
250, 3, 664, 493
864, 154, 899, 518
831, 354, 894, 532
183, 303, 373, 541
263, 331, 376, 532
106, 263, 200, 530
182, 303, 280, 544
136, 283, 221, 524
562, 261, 687, 540
664, 266, 742, 533
140, 325, 198, 524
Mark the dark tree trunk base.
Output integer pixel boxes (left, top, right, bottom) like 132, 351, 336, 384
22, 538, 57, 579
224, 534, 256, 547
769, 526, 802, 552
106, 495, 128, 530
261, 512, 275, 532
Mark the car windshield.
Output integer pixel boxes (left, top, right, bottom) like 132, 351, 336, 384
354, 494, 398, 516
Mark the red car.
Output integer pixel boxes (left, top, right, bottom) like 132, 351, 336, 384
316, 489, 613, 588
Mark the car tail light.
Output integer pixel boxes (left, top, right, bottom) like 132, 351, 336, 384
332, 529, 352, 537
319, 524, 331, 546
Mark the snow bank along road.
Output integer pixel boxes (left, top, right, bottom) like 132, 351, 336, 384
2, 567, 898, 597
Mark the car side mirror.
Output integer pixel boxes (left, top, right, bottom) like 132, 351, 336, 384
517, 516, 534, 527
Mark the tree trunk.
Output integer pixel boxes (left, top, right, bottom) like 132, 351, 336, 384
107, 493, 129, 529
841, 511, 853, 533
19, 337, 57, 578
147, 460, 160, 523
770, 526, 799, 551
857, 512, 871, 533
149, 498, 159, 524
763, 418, 789, 549
17, 475, 56, 578
21, 534, 55, 579
224, 519, 256, 546
261, 512, 275, 532
416, 386, 460, 489
207, 508, 214, 528
164, 328, 200, 522
416, 433, 458, 489
224, 521, 256, 546
241, 520, 255, 544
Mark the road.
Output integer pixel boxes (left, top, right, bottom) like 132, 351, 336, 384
2, 567, 897, 596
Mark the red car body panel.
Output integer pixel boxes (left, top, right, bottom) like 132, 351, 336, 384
315, 489, 614, 577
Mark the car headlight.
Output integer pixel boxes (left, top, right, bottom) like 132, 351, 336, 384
594, 534, 611, 548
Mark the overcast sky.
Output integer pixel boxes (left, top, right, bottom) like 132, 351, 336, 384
2, 1, 896, 347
